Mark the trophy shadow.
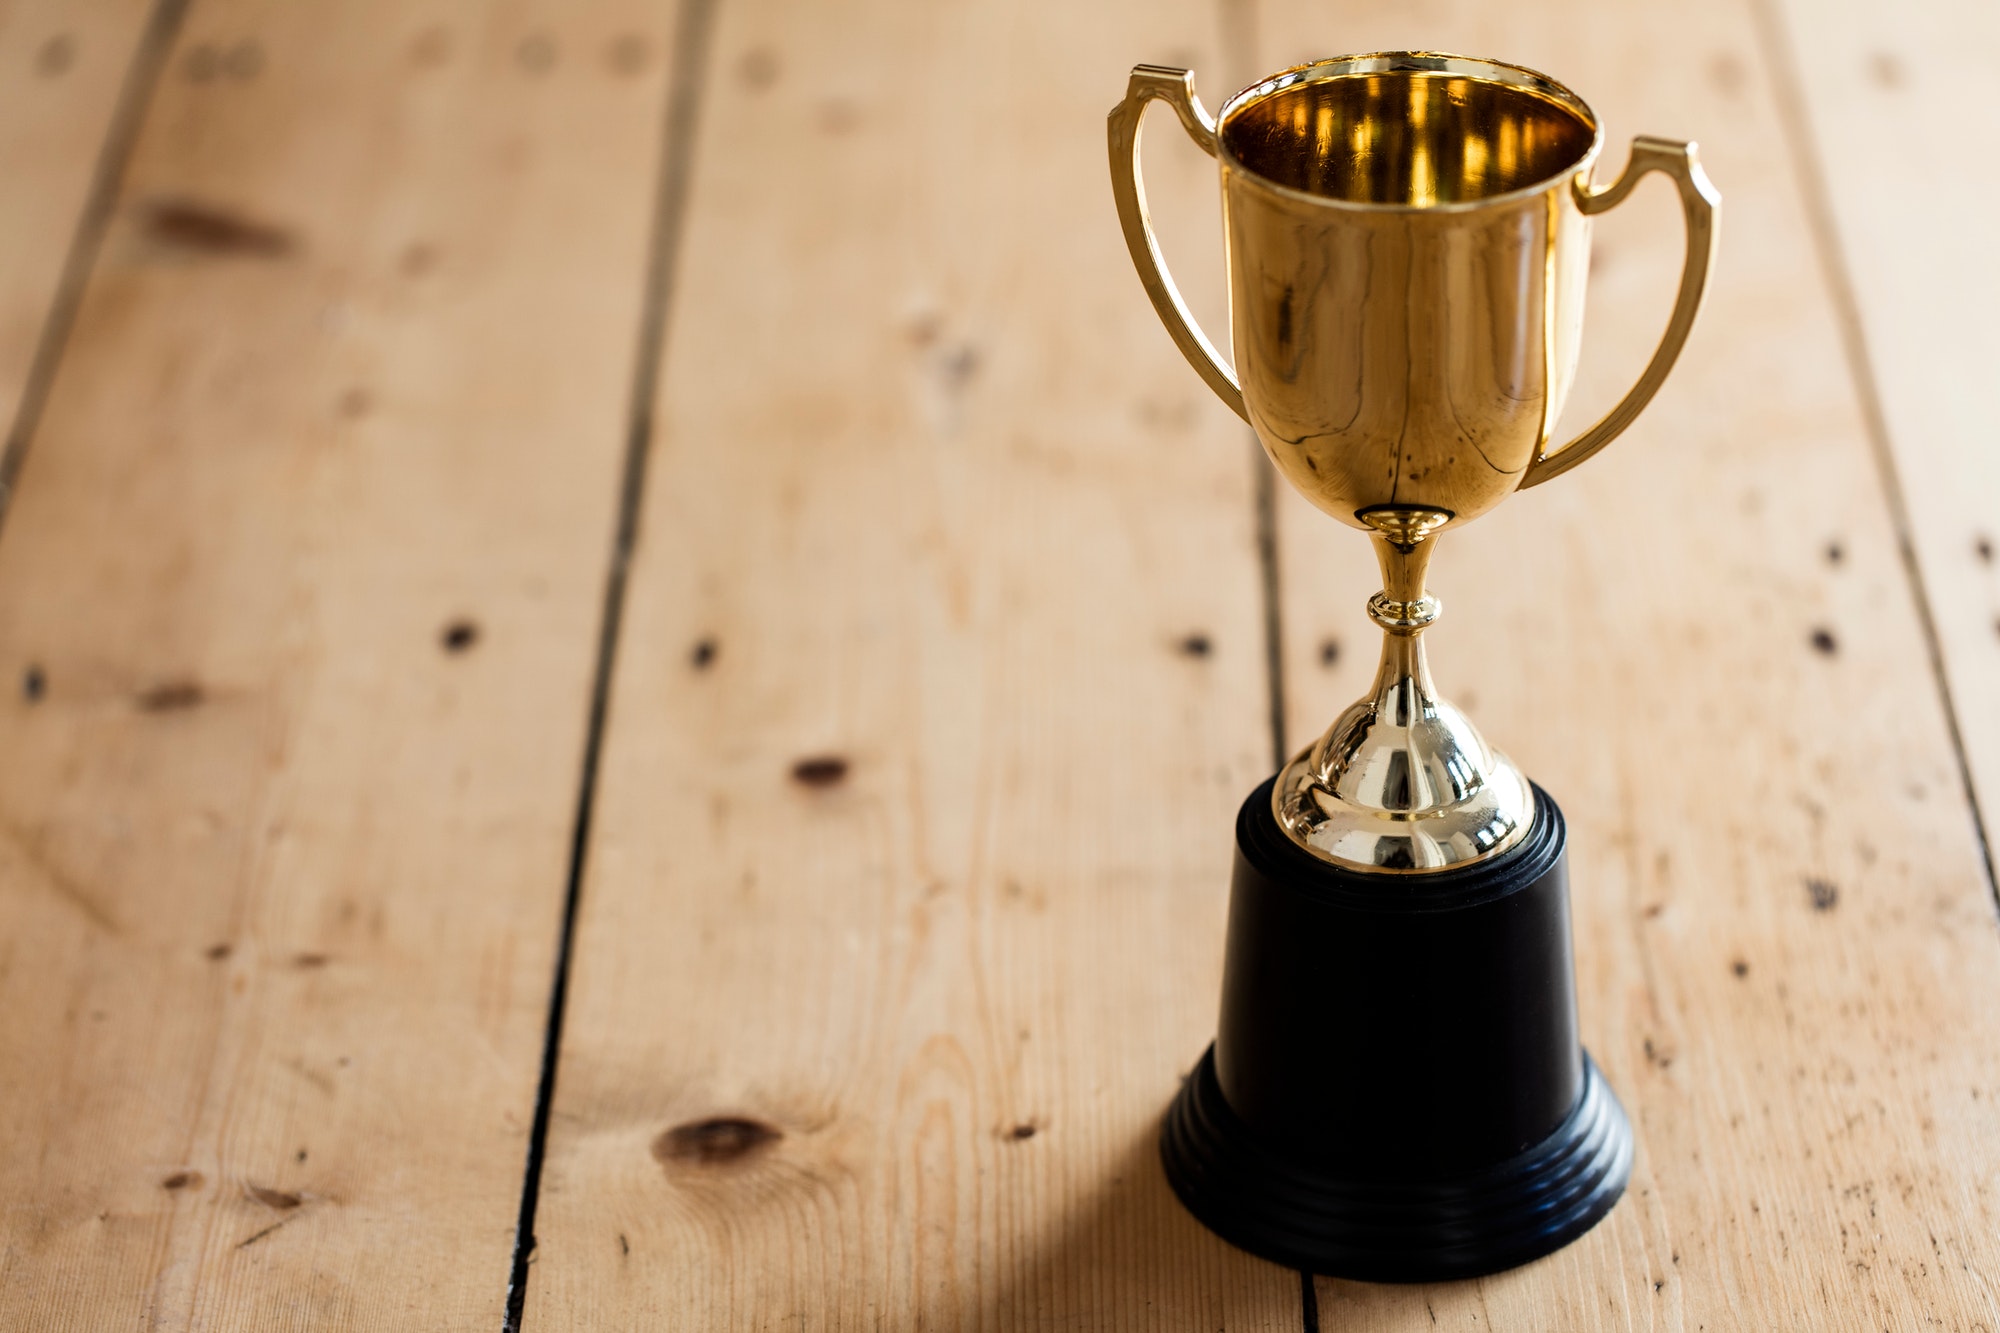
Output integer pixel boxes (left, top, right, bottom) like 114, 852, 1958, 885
972, 1115, 1304, 1330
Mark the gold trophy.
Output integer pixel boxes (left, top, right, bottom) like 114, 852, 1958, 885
1109, 54, 1716, 1279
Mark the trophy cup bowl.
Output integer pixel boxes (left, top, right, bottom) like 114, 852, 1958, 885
1108, 54, 1717, 1279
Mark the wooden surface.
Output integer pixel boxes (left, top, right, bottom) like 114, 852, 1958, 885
0, 0, 153, 466
2, 0, 1997, 1329
0, 1, 676, 1327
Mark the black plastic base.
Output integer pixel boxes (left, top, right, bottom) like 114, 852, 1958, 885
1163, 1045, 1631, 1281
1160, 779, 1633, 1281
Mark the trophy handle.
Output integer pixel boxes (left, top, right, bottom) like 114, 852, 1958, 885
1520, 137, 1720, 489
1107, 66, 1249, 422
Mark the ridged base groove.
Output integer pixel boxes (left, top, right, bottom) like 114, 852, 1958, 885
1161, 1044, 1632, 1281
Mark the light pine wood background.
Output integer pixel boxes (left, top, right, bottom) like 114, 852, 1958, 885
0, 0, 1994, 1329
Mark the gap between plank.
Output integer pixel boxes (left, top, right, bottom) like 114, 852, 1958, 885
1216, 1, 1317, 1324
1255, 441, 1288, 775
1746, 0, 2000, 908
500, 0, 720, 1326
0, 0, 192, 537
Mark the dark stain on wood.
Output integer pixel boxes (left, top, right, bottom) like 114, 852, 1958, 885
1007, 1123, 1037, 1141
691, 637, 718, 670
791, 755, 848, 788
36, 34, 75, 78
1977, 534, 1994, 564
143, 199, 294, 257
245, 1184, 301, 1210
739, 46, 779, 89
223, 40, 263, 80
938, 342, 979, 389
441, 619, 480, 653
162, 1170, 203, 1191
516, 33, 556, 73
818, 99, 860, 135
1807, 877, 1839, 912
206, 942, 232, 961
617, 1232, 630, 1256
1824, 540, 1844, 566
22, 664, 44, 702
136, 679, 205, 711
293, 952, 329, 969
1319, 637, 1339, 667
183, 43, 219, 82
1809, 627, 1838, 656
607, 33, 649, 76
1731, 959, 1750, 978
653, 1116, 781, 1167
410, 26, 451, 67
1708, 52, 1745, 96
1179, 632, 1211, 658
1642, 1037, 1672, 1069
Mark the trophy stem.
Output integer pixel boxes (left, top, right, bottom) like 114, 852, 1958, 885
1272, 507, 1535, 872
1361, 510, 1446, 717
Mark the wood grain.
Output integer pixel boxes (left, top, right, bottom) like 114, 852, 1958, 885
0, 0, 154, 439
524, 0, 1307, 1326
0, 1, 678, 1326
1764, 0, 2000, 890
1249, 1, 2000, 1327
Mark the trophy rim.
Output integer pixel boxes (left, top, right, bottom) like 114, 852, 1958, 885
1214, 51, 1607, 215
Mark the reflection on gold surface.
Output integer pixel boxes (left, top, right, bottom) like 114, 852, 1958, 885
1108, 54, 1719, 873
1222, 71, 1596, 207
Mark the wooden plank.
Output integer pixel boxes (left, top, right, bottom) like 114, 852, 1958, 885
1248, 1, 2000, 1326
525, 0, 1308, 1326
0, 1, 679, 1326
0, 0, 155, 439
1765, 0, 2000, 897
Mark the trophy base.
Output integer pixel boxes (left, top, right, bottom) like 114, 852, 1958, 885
1162, 1045, 1630, 1281
1160, 779, 1632, 1281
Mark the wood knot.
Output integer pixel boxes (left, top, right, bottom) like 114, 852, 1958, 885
245, 1184, 301, 1210
136, 679, 205, 711
441, 619, 480, 653
143, 199, 294, 257
653, 1117, 781, 1167
791, 755, 848, 788
162, 1170, 203, 1191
